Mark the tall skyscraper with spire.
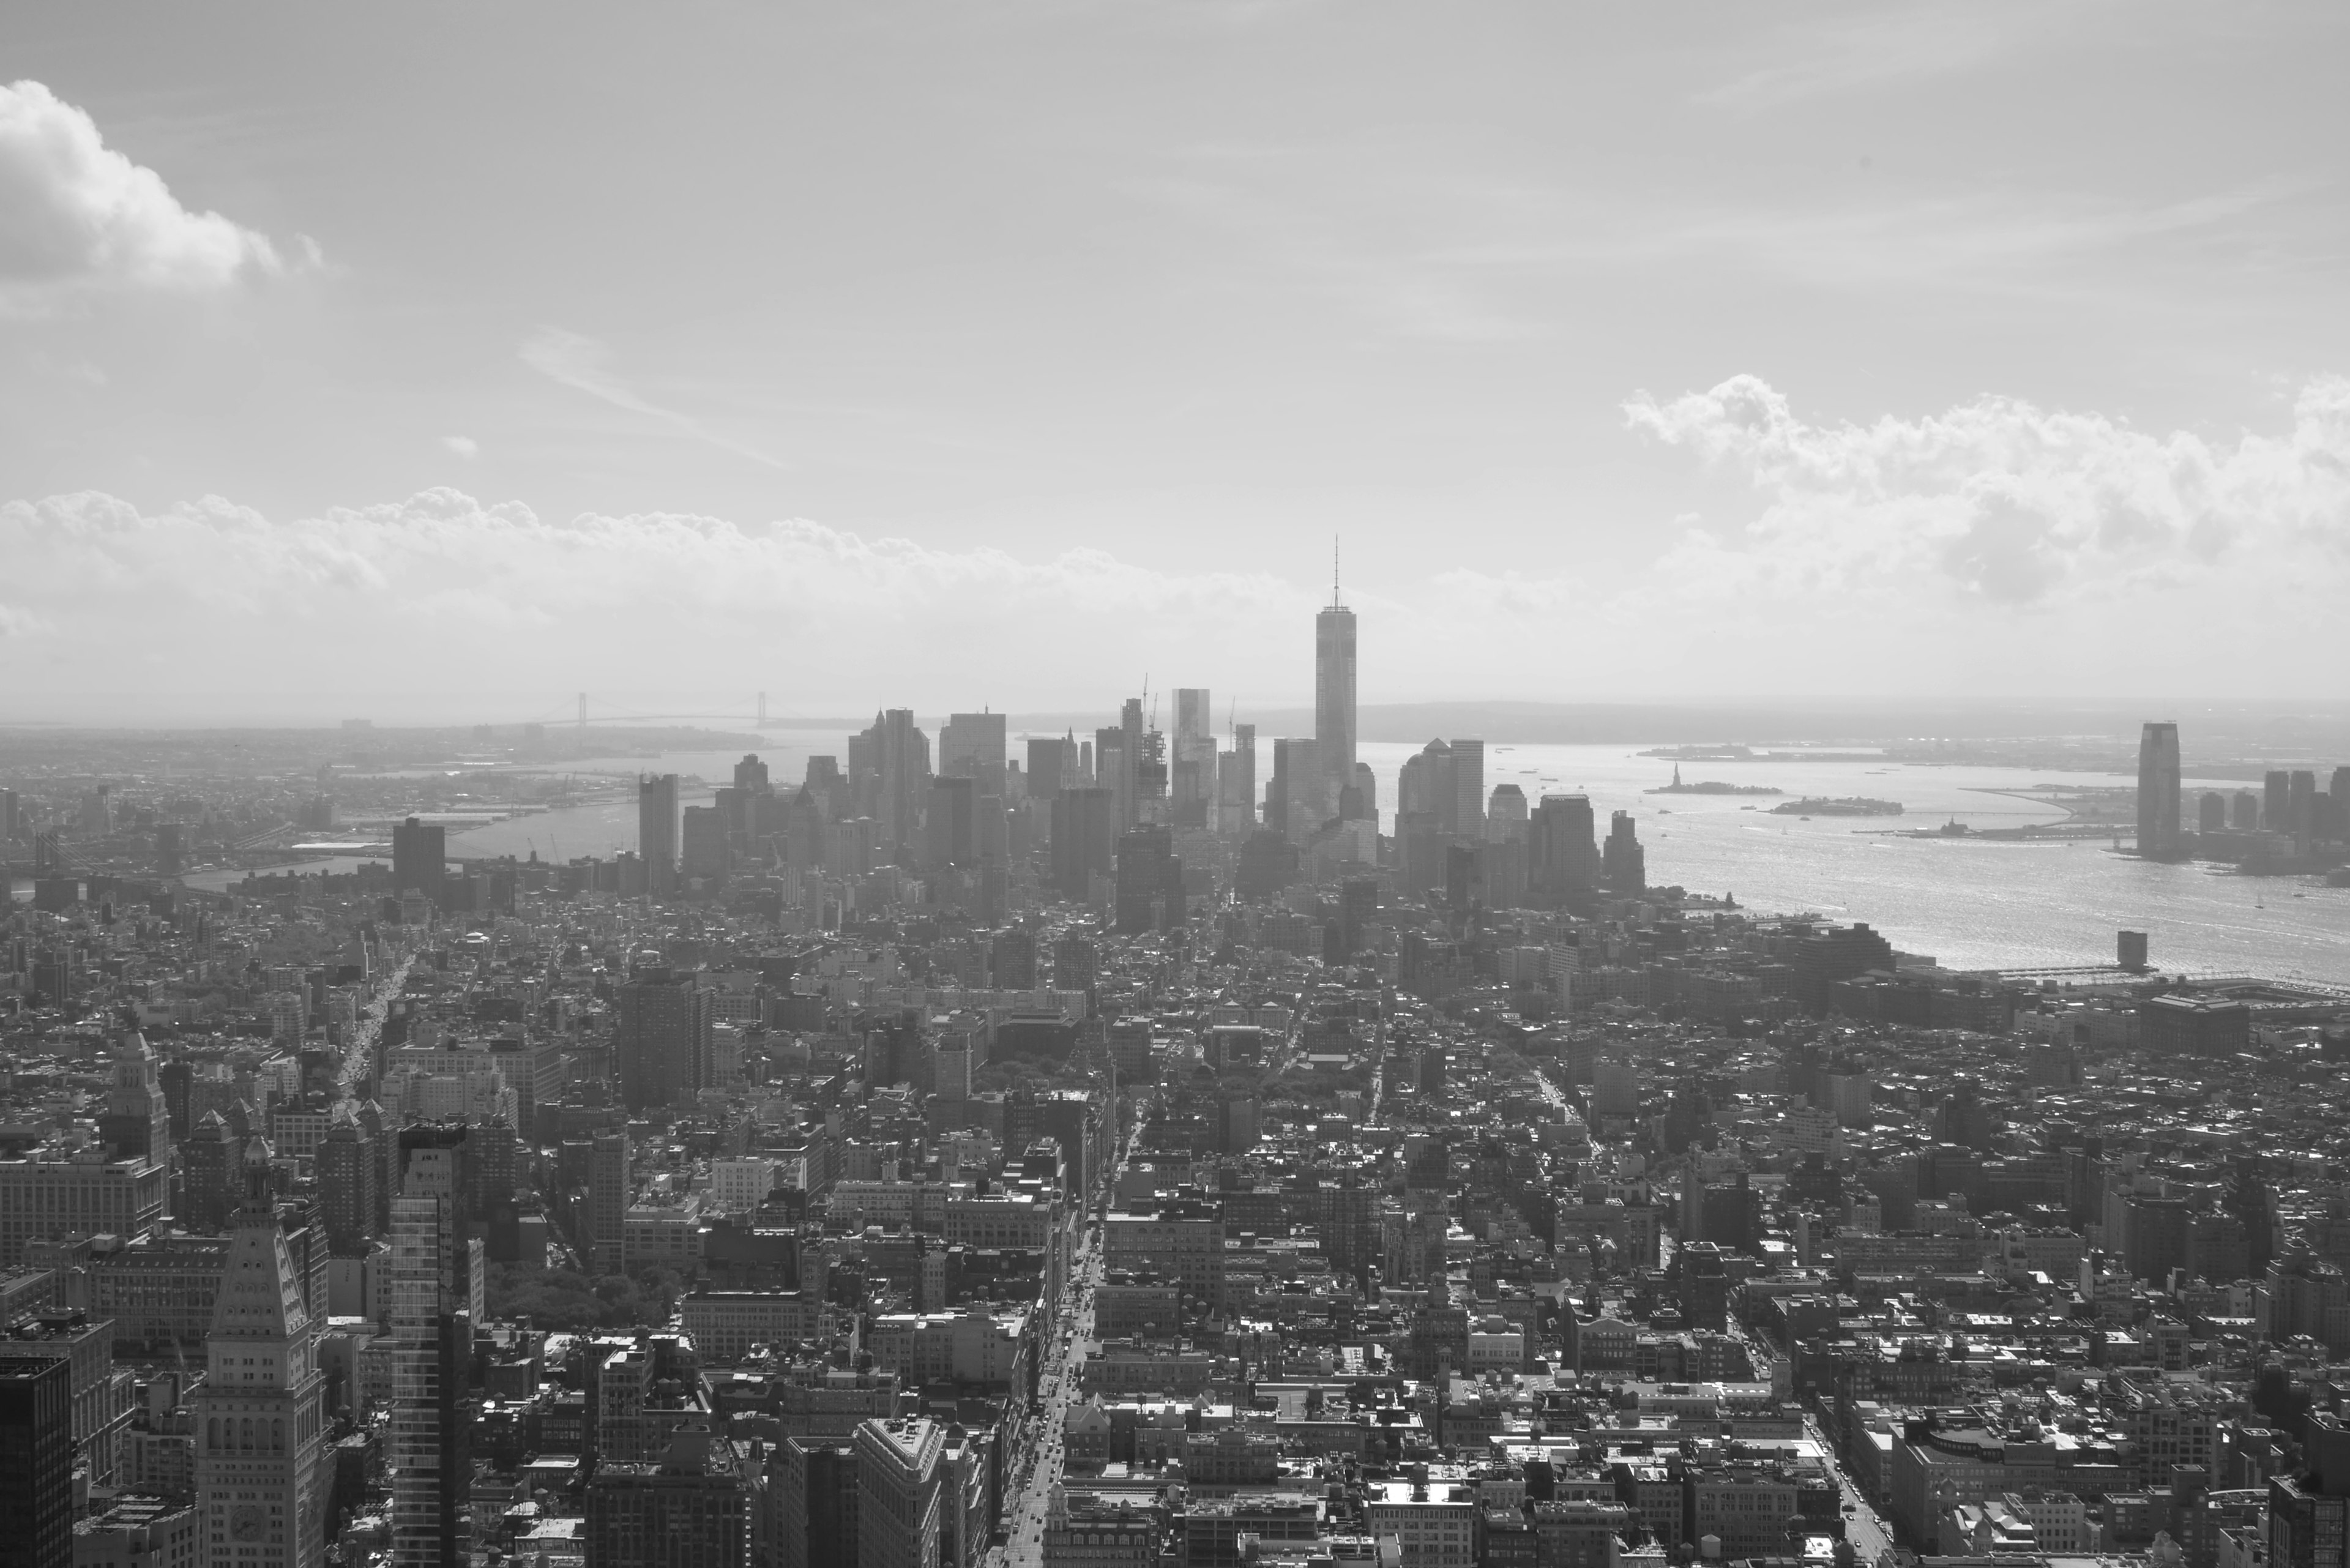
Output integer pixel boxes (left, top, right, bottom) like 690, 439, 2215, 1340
1315, 544, 1357, 821
194, 1137, 325, 1568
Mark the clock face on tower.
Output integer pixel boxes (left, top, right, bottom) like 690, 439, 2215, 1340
231, 1504, 266, 1543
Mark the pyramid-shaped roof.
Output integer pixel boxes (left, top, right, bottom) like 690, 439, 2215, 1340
209, 1212, 309, 1342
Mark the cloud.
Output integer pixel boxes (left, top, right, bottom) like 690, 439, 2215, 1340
441, 435, 479, 458
1619, 375, 2350, 687
0, 80, 302, 300
521, 327, 786, 468
1697, 9, 2050, 110
0, 489, 1312, 707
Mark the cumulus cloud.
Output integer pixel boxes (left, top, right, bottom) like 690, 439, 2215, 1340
0, 489, 1309, 706
521, 327, 785, 468
1625, 373, 2350, 605
1617, 374, 2350, 692
0, 80, 302, 300
441, 435, 479, 458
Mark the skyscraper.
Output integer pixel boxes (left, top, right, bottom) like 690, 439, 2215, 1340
1218, 723, 1256, 835
1449, 739, 1485, 836
1529, 795, 1598, 903
638, 774, 681, 897
589, 1129, 632, 1276
193, 1142, 325, 1568
391, 816, 445, 906
856, 1418, 943, 1568
939, 712, 1007, 796
616, 966, 701, 1112
1050, 787, 1116, 901
0, 1356, 71, 1568
1603, 812, 1646, 893
1315, 580, 1357, 818
2136, 722, 2182, 860
98, 1032, 172, 1165
389, 1163, 469, 1568
869, 710, 931, 866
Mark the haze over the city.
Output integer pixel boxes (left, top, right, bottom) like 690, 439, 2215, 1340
4, 4, 2349, 722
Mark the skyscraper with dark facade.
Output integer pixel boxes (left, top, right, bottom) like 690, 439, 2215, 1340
0, 1356, 71, 1568
616, 967, 701, 1112
1529, 795, 1599, 905
2136, 721, 2182, 859
391, 816, 445, 906
638, 774, 681, 897
1602, 812, 1646, 893
1049, 787, 1115, 900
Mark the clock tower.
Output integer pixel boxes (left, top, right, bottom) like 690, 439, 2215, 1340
194, 1138, 325, 1567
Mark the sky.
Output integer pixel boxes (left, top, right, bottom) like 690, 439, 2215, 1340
2, 4, 2347, 725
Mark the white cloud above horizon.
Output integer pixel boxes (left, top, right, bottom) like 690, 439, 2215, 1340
0, 79, 305, 304
6, 370, 2349, 715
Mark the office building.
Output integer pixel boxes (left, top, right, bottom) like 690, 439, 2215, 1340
1050, 788, 1116, 901
1218, 723, 1256, 835
589, 1131, 631, 1275
1315, 581, 1357, 819
1529, 796, 1598, 903
0, 1354, 72, 1568
1045, 1487, 1155, 1568
616, 967, 702, 1112
391, 816, 446, 906
97, 1033, 172, 1165
586, 1425, 752, 1568
856, 1417, 944, 1568
2136, 722, 2182, 859
1114, 826, 1182, 935
639, 774, 681, 897
0, 1154, 169, 1268
926, 776, 977, 869
389, 1166, 469, 1568
1450, 739, 1485, 836
778, 1438, 859, 1568
939, 712, 1007, 796
1268, 738, 1322, 843
1026, 735, 1069, 803
1603, 812, 1646, 894
860, 709, 931, 868
193, 1145, 325, 1568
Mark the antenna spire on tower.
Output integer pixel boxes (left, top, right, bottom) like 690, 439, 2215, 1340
1332, 536, 1341, 607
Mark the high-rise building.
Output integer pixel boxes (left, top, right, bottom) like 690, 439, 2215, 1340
1171, 689, 1217, 829
0, 1354, 72, 1568
388, 1167, 469, 1568
2264, 770, 2291, 833
1450, 739, 1485, 836
616, 967, 702, 1112
1315, 564, 1357, 820
925, 777, 977, 870
638, 774, 681, 897
391, 816, 445, 906
2136, 723, 2182, 859
586, 1425, 752, 1568
1026, 736, 1069, 804
856, 1417, 944, 1568
98, 1033, 172, 1165
1218, 723, 1256, 835
778, 1437, 860, 1568
318, 1109, 381, 1253
589, 1130, 631, 1276
193, 1143, 325, 1568
1269, 739, 1323, 843
1049, 788, 1116, 901
1527, 796, 1597, 902
1602, 812, 1646, 894
1114, 826, 1181, 935
860, 709, 932, 867
2291, 769, 2319, 853
939, 713, 1007, 796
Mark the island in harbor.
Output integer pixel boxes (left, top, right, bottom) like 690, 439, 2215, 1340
1769, 796, 1904, 817
1646, 765, 1781, 796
